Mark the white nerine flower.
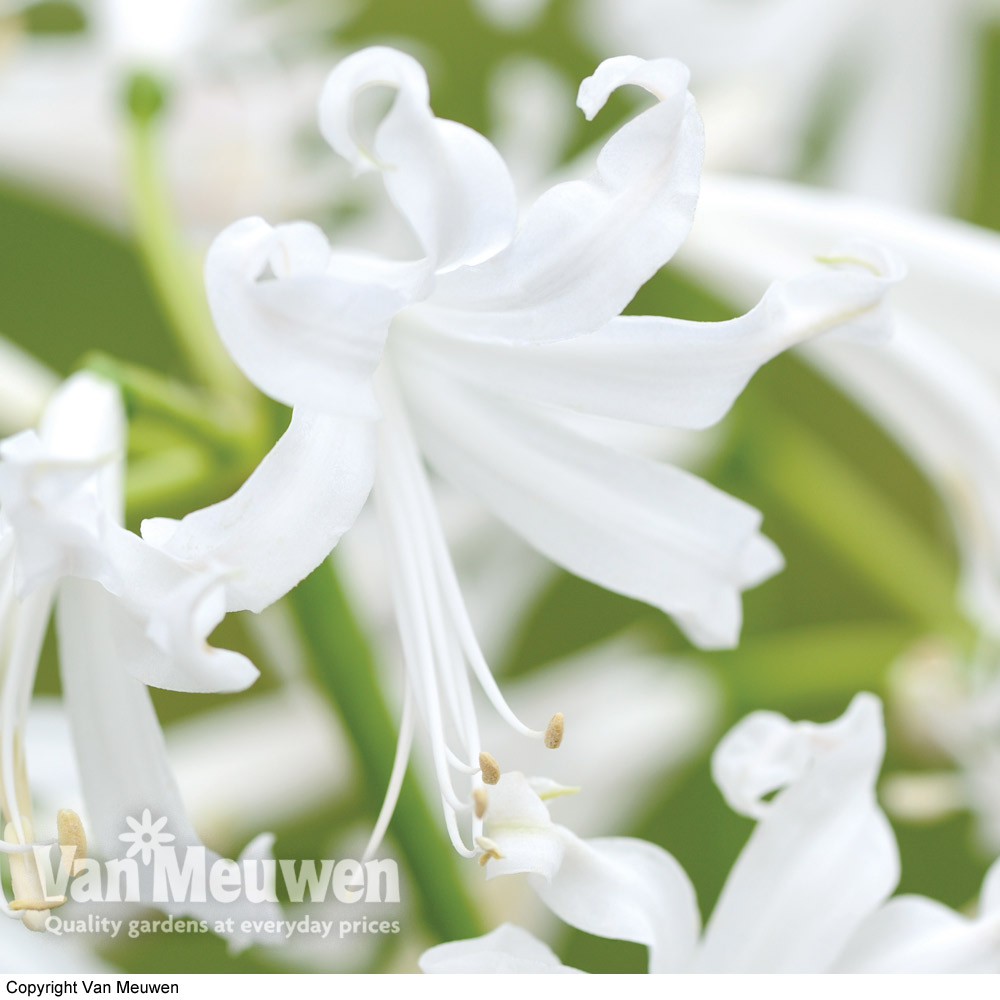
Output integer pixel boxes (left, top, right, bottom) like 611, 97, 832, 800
141, 46, 901, 857
421, 695, 1000, 974
0, 373, 279, 943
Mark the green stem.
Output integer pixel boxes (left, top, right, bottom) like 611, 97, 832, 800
285, 558, 484, 944
83, 352, 255, 453
122, 73, 248, 397
750, 415, 974, 643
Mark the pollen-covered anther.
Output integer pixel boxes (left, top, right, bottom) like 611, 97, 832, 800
478, 751, 501, 785
57, 808, 88, 876
475, 835, 504, 866
544, 712, 564, 749
472, 787, 488, 819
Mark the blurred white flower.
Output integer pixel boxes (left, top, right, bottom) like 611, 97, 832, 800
422, 695, 1000, 974
0, 0, 343, 237
885, 640, 1000, 853
678, 174, 1000, 638
140, 46, 900, 858
580, 0, 997, 209
0, 373, 279, 942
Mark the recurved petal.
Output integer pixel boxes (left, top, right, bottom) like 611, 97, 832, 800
533, 836, 701, 973
482, 774, 700, 973
711, 711, 816, 821
696, 694, 899, 972
425, 55, 703, 342
99, 527, 259, 694
683, 174, 1000, 372
142, 408, 377, 616
319, 46, 517, 270
127, 556, 258, 693
27, 374, 257, 695
677, 176, 1000, 637
402, 242, 902, 428
403, 368, 780, 648
419, 923, 582, 974
204, 216, 409, 416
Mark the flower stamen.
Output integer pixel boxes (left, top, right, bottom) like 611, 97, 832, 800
544, 712, 564, 749
475, 835, 504, 866
472, 787, 488, 819
479, 751, 501, 785
57, 808, 87, 877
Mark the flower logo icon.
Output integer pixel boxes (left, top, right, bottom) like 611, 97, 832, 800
119, 810, 176, 865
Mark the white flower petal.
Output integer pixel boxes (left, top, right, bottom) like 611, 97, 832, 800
823, 0, 973, 209
142, 408, 377, 615
696, 694, 899, 972
402, 242, 901, 428
425, 56, 703, 342
483, 773, 700, 973
0, 374, 125, 596
102, 534, 260, 693
204, 216, 409, 416
684, 174, 1000, 369
0, 337, 57, 436
419, 923, 582, 974
680, 175, 1000, 634
56, 577, 284, 949
832, 893, 1000, 973
712, 711, 817, 822
404, 369, 780, 648
318, 46, 518, 270
531, 835, 701, 974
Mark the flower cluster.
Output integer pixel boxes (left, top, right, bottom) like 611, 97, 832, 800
2, 9, 998, 978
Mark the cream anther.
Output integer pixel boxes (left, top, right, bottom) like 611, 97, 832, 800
472, 787, 488, 819
475, 835, 504, 866
57, 808, 87, 876
544, 712, 564, 749
479, 751, 501, 785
